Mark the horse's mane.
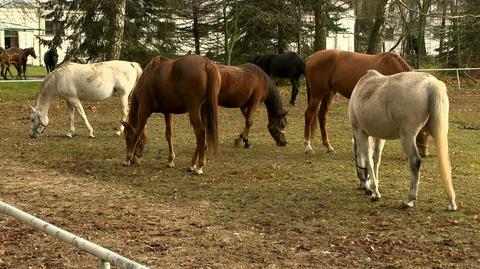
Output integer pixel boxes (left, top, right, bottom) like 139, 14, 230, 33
144, 55, 171, 72
243, 63, 285, 117
380, 52, 412, 73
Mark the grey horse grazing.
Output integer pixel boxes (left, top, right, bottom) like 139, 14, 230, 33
349, 70, 456, 211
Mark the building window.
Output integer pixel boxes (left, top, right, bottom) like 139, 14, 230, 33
4, 30, 18, 48
45, 20, 62, 35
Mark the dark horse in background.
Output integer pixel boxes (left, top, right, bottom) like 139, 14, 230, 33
252, 52, 305, 106
158, 63, 289, 168
0, 47, 37, 79
121, 54, 221, 175
303, 49, 429, 157
44, 47, 58, 74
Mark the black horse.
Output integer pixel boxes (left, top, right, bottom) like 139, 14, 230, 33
44, 47, 58, 74
252, 52, 305, 105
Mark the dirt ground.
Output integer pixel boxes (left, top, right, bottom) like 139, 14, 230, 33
1, 85, 479, 268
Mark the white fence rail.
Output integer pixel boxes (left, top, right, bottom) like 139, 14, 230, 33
416, 67, 480, 91
0, 201, 149, 269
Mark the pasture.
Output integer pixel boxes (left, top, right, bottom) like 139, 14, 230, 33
0, 80, 479, 268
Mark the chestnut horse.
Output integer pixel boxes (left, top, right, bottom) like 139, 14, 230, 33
0, 47, 37, 79
121, 55, 220, 175
303, 49, 428, 156
158, 63, 288, 168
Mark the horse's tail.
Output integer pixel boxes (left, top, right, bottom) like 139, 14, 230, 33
425, 79, 456, 210
204, 59, 220, 156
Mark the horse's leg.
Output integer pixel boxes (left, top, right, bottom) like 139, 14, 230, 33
356, 131, 381, 200
372, 137, 386, 182
65, 101, 76, 138
304, 95, 322, 154
416, 128, 429, 157
70, 99, 95, 138
22, 64, 26, 80
289, 77, 299, 106
235, 103, 259, 148
318, 91, 336, 153
353, 136, 370, 191
400, 135, 422, 208
188, 109, 206, 175
115, 93, 129, 136
165, 113, 176, 168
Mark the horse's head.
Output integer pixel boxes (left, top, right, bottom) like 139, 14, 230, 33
267, 110, 288, 146
25, 47, 37, 59
29, 106, 48, 138
121, 120, 147, 165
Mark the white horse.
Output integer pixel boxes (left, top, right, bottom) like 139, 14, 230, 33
29, 60, 142, 138
349, 70, 456, 211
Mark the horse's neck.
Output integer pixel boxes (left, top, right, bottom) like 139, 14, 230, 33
36, 91, 53, 115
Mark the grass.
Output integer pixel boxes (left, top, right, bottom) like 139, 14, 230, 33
1, 80, 479, 267
1, 65, 47, 79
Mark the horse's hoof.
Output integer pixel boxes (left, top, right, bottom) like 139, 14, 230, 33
123, 160, 131, 166
234, 137, 242, 147
371, 195, 381, 202
326, 148, 336, 154
65, 133, 73, 138
304, 147, 314, 155
402, 200, 415, 208
167, 162, 175, 168
189, 165, 196, 172
193, 167, 204, 175
88, 134, 95, 138
114, 130, 122, 136
447, 202, 458, 211
244, 143, 251, 149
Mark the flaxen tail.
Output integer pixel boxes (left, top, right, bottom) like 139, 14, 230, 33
204, 59, 220, 156
426, 78, 457, 210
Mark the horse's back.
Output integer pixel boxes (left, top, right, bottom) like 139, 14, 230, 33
308, 49, 411, 98
350, 71, 436, 139
217, 63, 267, 108
132, 55, 218, 114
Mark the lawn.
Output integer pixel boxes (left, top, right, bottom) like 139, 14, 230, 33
0, 79, 479, 268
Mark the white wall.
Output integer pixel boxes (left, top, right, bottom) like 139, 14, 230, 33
0, 7, 69, 66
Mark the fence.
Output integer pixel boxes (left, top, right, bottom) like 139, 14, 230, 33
415, 67, 480, 91
0, 201, 149, 269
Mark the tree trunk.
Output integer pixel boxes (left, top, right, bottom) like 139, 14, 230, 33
108, 0, 126, 60
222, 0, 228, 64
314, 0, 327, 51
296, 0, 302, 55
439, 1, 447, 63
366, 0, 388, 54
192, 0, 201, 55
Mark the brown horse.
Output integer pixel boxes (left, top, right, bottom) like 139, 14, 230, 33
0, 47, 37, 80
304, 49, 429, 156
159, 63, 289, 168
121, 54, 220, 175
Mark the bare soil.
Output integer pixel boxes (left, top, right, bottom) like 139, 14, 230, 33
1, 84, 479, 268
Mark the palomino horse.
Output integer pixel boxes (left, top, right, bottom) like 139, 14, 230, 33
121, 55, 220, 175
349, 70, 456, 211
0, 47, 37, 79
304, 49, 429, 156
252, 52, 305, 106
29, 60, 142, 138
157, 63, 288, 168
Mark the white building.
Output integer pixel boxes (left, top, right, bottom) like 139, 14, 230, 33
0, 5, 69, 66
